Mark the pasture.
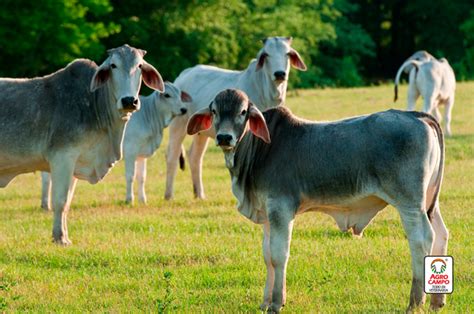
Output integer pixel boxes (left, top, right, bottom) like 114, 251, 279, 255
0, 83, 472, 312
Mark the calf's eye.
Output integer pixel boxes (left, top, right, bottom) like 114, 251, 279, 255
241, 109, 247, 116
211, 109, 217, 115
111, 63, 117, 69
164, 94, 170, 98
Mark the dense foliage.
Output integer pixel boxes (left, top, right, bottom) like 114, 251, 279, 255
0, 0, 472, 87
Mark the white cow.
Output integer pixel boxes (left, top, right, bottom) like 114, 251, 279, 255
0, 45, 164, 245
165, 36, 307, 200
123, 82, 192, 204
394, 50, 456, 136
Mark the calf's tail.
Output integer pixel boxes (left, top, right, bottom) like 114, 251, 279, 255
413, 111, 445, 220
179, 145, 186, 171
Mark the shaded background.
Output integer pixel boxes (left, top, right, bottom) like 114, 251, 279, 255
0, 0, 473, 88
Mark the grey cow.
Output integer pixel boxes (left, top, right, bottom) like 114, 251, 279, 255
187, 89, 448, 313
0, 45, 164, 245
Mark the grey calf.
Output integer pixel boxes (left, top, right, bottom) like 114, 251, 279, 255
187, 89, 448, 313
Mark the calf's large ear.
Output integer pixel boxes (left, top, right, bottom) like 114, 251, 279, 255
248, 104, 271, 144
141, 61, 164, 92
90, 62, 111, 92
187, 107, 213, 135
181, 91, 193, 102
289, 49, 307, 71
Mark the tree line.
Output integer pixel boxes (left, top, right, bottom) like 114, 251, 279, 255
0, 0, 472, 88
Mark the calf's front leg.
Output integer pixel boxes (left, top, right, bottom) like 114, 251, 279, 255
41, 172, 52, 210
265, 200, 295, 313
260, 221, 275, 310
136, 158, 147, 203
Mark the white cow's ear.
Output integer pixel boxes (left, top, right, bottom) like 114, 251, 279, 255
90, 62, 111, 92
248, 104, 271, 144
187, 107, 212, 135
141, 61, 164, 92
289, 49, 307, 71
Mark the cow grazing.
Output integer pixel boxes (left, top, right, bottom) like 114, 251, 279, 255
187, 89, 448, 313
0, 45, 164, 245
122, 82, 192, 204
394, 50, 456, 136
165, 36, 306, 200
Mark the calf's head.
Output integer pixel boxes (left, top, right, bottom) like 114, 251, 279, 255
187, 89, 270, 151
159, 82, 192, 123
256, 36, 307, 84
90, 44, 164, 119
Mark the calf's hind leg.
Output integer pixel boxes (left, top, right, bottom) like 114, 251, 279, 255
41, 172, 52, 210
397, 205, 434, 313
429, 204, 449, 310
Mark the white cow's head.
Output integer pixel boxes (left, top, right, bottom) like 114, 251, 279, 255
90, 44, 164, 120
255, 37, 307, 84
158, 82, 192, 125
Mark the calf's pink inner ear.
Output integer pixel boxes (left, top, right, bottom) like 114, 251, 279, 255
249, 107, 271, 144
141, 62, 164, 92
187, 112, 212, 135
181, 91, 193, 102
289, 49, 307, 71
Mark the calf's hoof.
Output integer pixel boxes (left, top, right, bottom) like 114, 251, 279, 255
430, 295, 446, 312
164, 192, 173, 200
53, 236, 72, 246
260, 302, 270, 311
267, 303, 282, 313
41, 203, 51, 211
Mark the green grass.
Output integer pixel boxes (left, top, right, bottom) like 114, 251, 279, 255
1, 83, 473, 312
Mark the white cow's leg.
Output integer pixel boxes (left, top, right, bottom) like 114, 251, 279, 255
398, 206, 434, 313
136, 157, 147, 204
41, 172, 52, 210
406, 81, 419, 111
444, 96, 454, 137
429, 204, 449, 310
50, 158, 76, 245
422, 94, 437, 116
125, 157, 137, 204
165, 116, 188, 200
432, 106, 442, 122
267, 200, 295, 313
188, 134, 209, 199
260, 221, 275, 311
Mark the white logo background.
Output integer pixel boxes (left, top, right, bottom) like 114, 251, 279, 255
424, 255, 453, 294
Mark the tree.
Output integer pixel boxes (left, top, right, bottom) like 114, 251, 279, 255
0, 0, 119, 77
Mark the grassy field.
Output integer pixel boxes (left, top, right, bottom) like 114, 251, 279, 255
0, 83, 472, 313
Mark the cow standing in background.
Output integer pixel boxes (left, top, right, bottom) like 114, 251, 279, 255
187, 89, 448, 313
165, 36, 307, 200
394, 50, 456, 136
0, 45, 164, 245
122, 82, 192, 204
